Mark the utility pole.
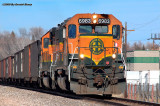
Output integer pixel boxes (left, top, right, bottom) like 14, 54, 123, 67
124, 22, 135, 62
147, 33, 160, 50
159, 46, 160, 85
125, 22, 127, 59
148, 33, 160, 85
123, 23, 135, 98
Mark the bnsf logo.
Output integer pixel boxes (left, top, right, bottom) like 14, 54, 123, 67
89, 38, 104, 55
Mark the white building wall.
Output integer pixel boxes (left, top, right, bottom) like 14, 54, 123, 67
134, 51, 159, 57
127, 63, 159, 71
126, 71, 159, 85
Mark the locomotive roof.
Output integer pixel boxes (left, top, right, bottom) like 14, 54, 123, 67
40, 13, 122, 38
41, 17, 71, 38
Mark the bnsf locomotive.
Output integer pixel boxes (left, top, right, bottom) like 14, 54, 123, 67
0, 14, 126, 96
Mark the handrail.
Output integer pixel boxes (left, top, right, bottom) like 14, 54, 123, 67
68, 47, 78, 82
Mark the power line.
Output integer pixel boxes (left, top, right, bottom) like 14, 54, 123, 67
128, 39, 148, 42
129, 14, 160, 30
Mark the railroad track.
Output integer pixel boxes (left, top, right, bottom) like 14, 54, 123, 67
0, 83, 159, 106
85, 96, 160, 106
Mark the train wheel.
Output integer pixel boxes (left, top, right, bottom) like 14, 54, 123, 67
57, 77, 67, 90
51, 80, 56, 89
38, 78, 42, 88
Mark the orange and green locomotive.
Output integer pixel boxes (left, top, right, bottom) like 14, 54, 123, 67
0, 13, 126, 96
40, 13, 126, 96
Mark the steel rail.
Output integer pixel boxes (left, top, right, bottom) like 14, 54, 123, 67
111, 97, 160, 106
0, 83, 160, 106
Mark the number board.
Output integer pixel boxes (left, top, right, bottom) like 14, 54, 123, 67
98, 18, 110, 24
78, 18, 91, 24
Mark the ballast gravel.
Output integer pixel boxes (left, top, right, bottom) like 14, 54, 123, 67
0, 85, 106, 106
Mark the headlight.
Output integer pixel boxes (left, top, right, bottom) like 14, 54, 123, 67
80, 54, 84, 59
115, 43, 118, 47
93, 20, 97, 24
93, 15, 97, 19
112, 54, 116, 59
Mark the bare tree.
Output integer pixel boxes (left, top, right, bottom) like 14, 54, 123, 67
0, 30, 32, 60
132, 41, 144, 50
19, 28, 29, 37
19, 28, 31, 49
142, 44, 146, 50
0, 31, 12, 59
29, 27, 44, 41
10, 31, 15, 38
0, 26, 45, 60
126, 41, 157, 51
127, 42, 134, 51
10, 31, 21, 52
145, 42, 153, 50
137, 41, 143, 50
0, 27, 44, 60
133, 42, 138, 50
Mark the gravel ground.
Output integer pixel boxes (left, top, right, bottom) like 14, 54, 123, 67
0, 85, 106, 106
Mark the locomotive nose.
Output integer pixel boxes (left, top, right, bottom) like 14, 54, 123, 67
79, 34, 113, 66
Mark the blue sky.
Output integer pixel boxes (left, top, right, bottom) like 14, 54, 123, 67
0, 0, 160, 44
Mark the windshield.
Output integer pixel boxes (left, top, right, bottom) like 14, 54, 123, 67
79, 25, 92, 33
95, 26, 108, 33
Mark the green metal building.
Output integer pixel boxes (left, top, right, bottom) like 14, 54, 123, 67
126, 50, 159, 71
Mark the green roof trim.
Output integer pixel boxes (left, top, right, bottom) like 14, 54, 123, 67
127, 57, 159, 63
127, 50, 159, 52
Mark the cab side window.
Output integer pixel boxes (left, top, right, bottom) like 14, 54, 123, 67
68, 24, 76, 38
43, 38, 49, 48
112, 25, 120, 39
